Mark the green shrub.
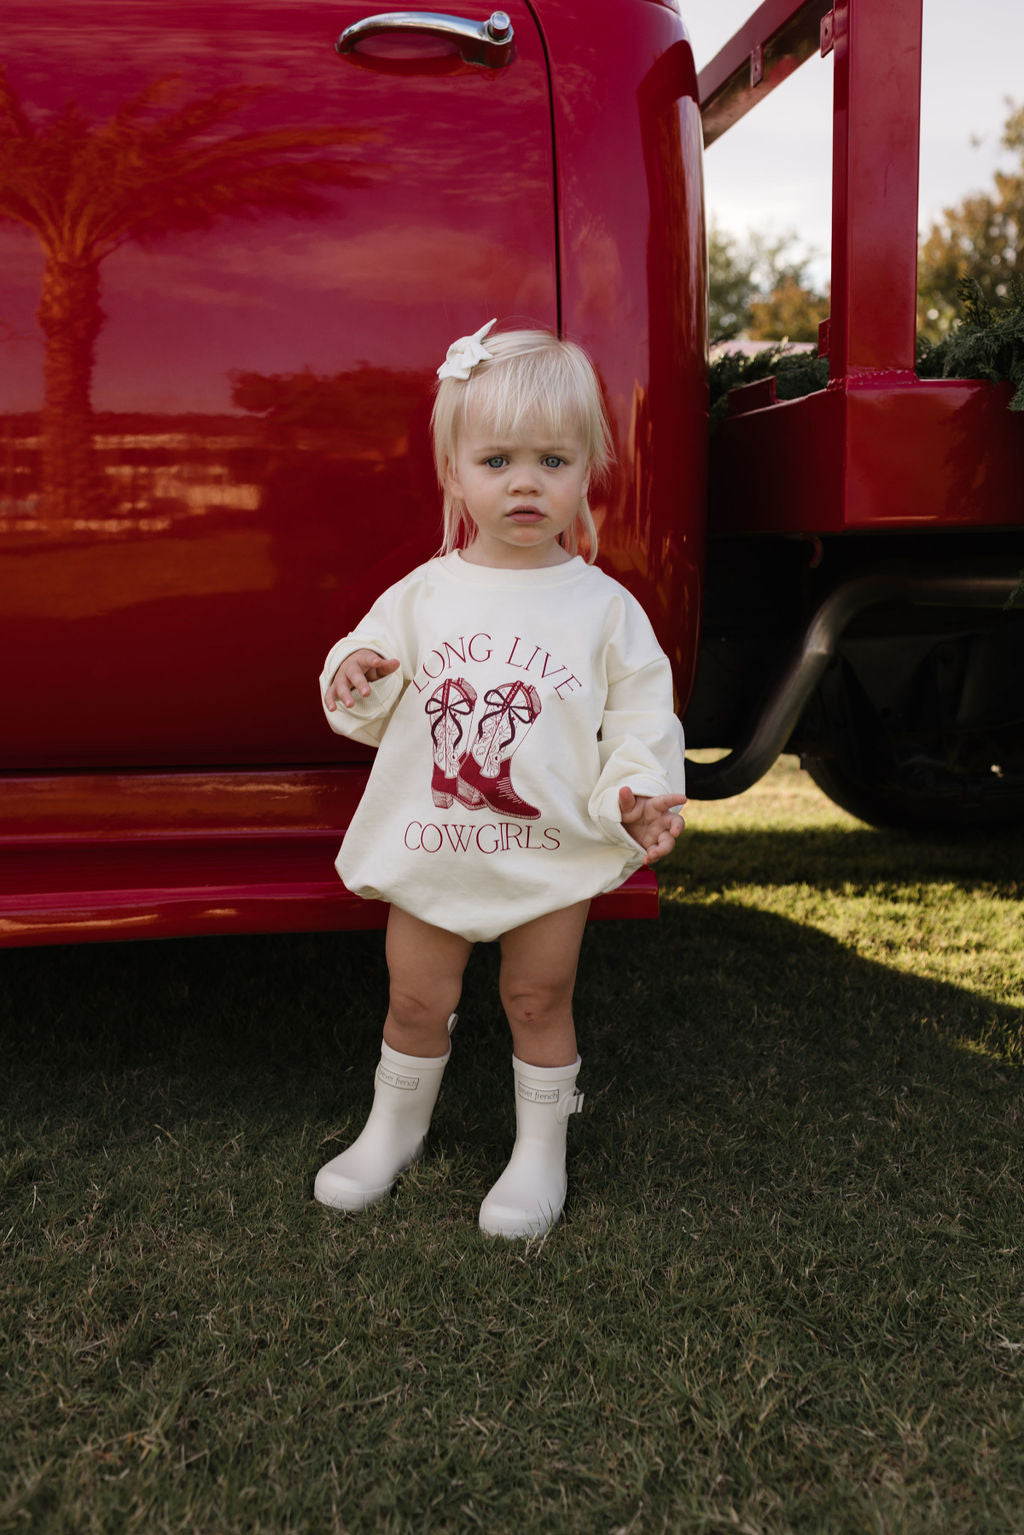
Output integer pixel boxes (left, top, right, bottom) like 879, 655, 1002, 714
709, 282, 1024, 606
916, 275, 1024, 408
708, 344, 829, 429
711, 278, 1024, 424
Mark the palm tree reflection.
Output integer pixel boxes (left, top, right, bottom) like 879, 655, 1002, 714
0, 67, 371, 522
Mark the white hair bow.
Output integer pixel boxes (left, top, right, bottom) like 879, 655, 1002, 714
436, 318, 497, 381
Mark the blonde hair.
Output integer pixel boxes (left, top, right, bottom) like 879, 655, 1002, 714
430, 328, 614, 563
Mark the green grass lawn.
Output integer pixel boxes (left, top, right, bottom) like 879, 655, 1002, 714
2, 758, 1022, 1534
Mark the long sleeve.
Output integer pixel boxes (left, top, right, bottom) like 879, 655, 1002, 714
318, 582, 412, 748
587, 595, 687, 849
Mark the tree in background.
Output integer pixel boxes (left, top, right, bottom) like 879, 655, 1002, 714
713, 100, 1024, 348
708, 224, 758, 341
918, 102, 1024, 342
708, 222, 828, 343
747, 274, 828, 344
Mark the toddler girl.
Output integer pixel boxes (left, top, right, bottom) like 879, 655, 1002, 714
315, 320, 686, 1237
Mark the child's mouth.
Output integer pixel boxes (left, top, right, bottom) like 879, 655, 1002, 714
508, 508, 544, 523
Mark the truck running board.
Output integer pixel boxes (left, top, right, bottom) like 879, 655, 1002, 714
0, 767, 659, 946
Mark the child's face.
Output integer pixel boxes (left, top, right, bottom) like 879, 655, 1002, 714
447, 409, 591, 568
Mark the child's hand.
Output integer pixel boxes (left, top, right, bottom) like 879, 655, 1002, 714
324, 649, 401, 710
618, 787, 687, 866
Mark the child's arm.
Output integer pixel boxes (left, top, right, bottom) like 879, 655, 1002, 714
617, 787, 686, 867
320, 589, 408, 745
323, 649, 401, 712
588, 593, 688, 863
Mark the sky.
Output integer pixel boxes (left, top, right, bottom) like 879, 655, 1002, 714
686, 0, 1024, 284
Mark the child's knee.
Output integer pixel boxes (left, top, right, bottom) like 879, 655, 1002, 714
388, 980, 460, 1033
499, 977, 570, 1033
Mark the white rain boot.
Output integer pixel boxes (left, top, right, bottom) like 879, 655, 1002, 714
479, 1055, 584, 1239
314, 1014, 456, 1211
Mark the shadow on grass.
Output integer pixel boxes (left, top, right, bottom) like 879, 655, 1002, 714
1, 894, 1020, 1177
681, 823, 1024, 895
3, 860, 1021, 1535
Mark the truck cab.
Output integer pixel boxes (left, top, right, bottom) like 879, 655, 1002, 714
1, 0, 1021, 948
0, 0, 706, 944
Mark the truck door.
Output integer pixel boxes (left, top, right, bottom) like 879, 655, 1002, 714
0, 2, 557, 769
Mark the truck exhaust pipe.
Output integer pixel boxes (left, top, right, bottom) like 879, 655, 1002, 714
685, 572, 1020, 799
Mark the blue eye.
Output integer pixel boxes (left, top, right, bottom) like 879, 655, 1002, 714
485, 455, 507, 469
542, 455, 565, 469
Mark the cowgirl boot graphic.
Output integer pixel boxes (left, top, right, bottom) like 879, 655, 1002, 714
456, 680, 542, 819
425, 677, 481, 808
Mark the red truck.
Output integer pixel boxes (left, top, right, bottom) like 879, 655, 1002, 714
0, 0, 1020, 948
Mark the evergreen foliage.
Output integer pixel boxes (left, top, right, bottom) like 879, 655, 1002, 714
917, 276, 1024, 411
709, 284, 1024, 606
711, 279, 1024, 427
708, 344, 830, 428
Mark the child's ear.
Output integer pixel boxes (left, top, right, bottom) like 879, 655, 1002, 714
445, 458, 464, 501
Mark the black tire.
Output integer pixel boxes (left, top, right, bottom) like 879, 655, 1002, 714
803, 754, 1024, 832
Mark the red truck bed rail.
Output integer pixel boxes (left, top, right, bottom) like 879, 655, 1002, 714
688, 0, 1024, 817
697, 0, 1024, 541
700, 0, 920, 379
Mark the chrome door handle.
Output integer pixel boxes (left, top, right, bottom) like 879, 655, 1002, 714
336, 10, 514, 67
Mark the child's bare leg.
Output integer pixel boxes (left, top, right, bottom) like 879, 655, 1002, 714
497, 900, 590, 1066
481, 901, 590, 1237
313, 906, 471, 1212
383, 905, 473, 1056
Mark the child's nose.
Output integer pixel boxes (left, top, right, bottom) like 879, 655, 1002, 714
510, 463, 540, 491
